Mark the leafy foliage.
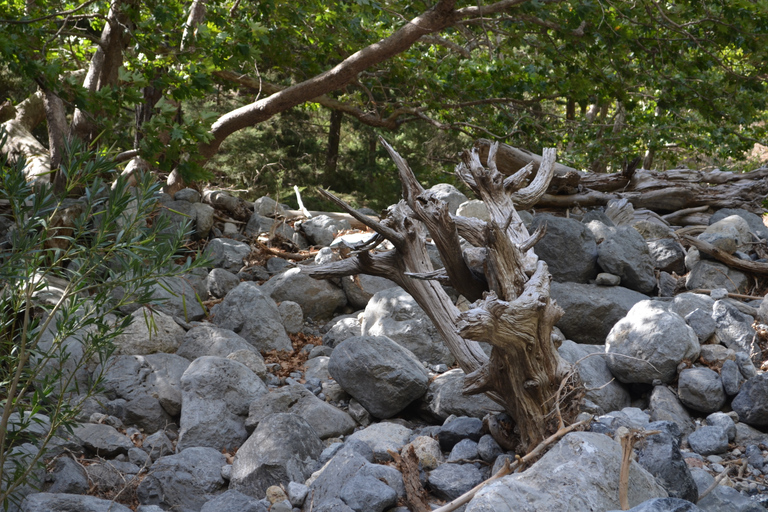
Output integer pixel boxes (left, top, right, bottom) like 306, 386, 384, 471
0, 0, 767, 205
0, 134, 204, 508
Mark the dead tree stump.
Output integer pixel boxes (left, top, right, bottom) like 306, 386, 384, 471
306, 139, 582, 451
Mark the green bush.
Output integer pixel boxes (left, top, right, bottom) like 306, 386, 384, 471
0, 134, 204, 508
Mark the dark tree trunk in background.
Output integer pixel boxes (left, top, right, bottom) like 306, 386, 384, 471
325, 109, 343, 176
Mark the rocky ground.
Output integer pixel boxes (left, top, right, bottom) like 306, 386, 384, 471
9, 186, 768, 512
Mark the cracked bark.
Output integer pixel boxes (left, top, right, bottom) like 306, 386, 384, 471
306, 139, 580, 451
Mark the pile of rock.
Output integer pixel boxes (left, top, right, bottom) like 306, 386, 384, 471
12, 185, 768, 512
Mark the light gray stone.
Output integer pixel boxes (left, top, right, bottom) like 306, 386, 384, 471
416, 368, 503, 422
447, 438, 479, 462
465, 432, 666, 511
278, 300, 304, 333
712, 300, 761, 362
200, 490, 267, 512
647, 238, 687, 274
260, 267, 347, 320
21, 494, 133, 512
530, 214, 599, 283
709, 208, 768, 241
677, 367, 726, 413
149, 276, 205, 321
203, 238, 251, 272
429, 463, 484, 501
457, 199, 490, 221
210, 282, 292, 351
732, 374, 768, 427
245, 212, 274, 237
705, 412, 736, 442
329, 335, 429, 419
137, 447, 227, 511
361, 287, 453, 365
230, 413, 324, 499
558, 340, 631, 415
299, 215, 351, 247
428, 183, 468, 215
346, 422, 413, 462
406, 436, 444, 470
323, 314, 362, 348
648, 385, 696, 435
687, 426, 729, 456
698, 215, 752, 254
550, 282, 649, 344
99, 353, 189, 421
686, 260, 749, 294
113, 307, 186, 355
684, 308, 716, 343
606, 301, 699, 384
178, 356, 268, 451
72, 423, 133, 457
178, 324, 260, 361
205, 268, 241, 299
590, 223, 657, 293
253, 196, 286, 217
669, 292, 715, 319
609, 498, 704, 512
341, 274, 399, 311
245, 384, 355, 440
339, 474, 397, 512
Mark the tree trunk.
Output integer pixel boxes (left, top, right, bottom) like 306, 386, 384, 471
325, 109, 343, 176
306, 140, 580, 451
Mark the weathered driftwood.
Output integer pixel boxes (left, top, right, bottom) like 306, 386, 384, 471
306, 139, 579, 451
475, 139, 768, 214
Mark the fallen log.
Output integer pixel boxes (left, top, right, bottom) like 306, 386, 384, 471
475, 140, 768, 215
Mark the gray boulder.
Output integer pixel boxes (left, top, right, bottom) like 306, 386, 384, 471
669, 292, 715, 319
438, 416, 484, 451
684, 309, 717, 343
428, 183, 468, 215
589, 223, 657, 293
203, 238, 251, 272
277, 300, 304, 333
323, 314, 362, 348
732, 374, 768, 427
260, 267, 347, 320
705, 412, 736, 442
709, 208, 768, 241
712, 300, 761, 362
177, 325, 266, 380
677, 368, 726, 413
299, 215, 351, 247
698, 215, 752, 254
329, 335, 429, 419
686, 260, 749, 294
530, 214, 599, 283
71, 423, 133, 457
558, 340, 631, 414
428, 463, 484, 501
635, 432, 698, 502
362, 287, 453, 365
465, 432, 666, 511
550, 282, 649, 344
648, 386, 696, 435
341, 274, 399, 311
113, 307, 186, 355
610, 498, 703, 512
457, 199, 491, 221
47, 457, 89, 494
178, 356, 267, 451
416, 368, 504, 422
245, 212, 274, 237
210, 282, 292, 351
720, 359, 745, 396
137, 447, 227, 511
245, 384, 355, 439
687, 426, 729, 456
606, 301, 700, 384
200, 490, 267, 512
205, 268, 241, 299
339, 474, 398, 512
346, 422, 413, 462
647, 238, 687, 275
149, 276, 205, 321
230, 413, 324, 499
21, 494, 133, 512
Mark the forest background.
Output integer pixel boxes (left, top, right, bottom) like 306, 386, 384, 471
2, 0, 768, 210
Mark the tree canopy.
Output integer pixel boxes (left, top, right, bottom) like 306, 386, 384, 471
1, 0, 767, 207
